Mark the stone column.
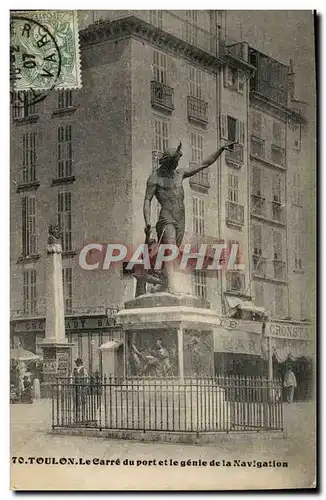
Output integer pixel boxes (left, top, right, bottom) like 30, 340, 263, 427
40, 225, 72, 397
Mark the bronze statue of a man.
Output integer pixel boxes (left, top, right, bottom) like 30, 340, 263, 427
143, 141, 236, 292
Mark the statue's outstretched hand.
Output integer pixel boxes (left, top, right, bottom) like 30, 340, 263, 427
223, 141, 238, 152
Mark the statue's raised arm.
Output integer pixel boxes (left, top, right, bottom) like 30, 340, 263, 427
183, 141, 238, 179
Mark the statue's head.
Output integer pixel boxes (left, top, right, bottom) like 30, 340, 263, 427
48, 223, 61, 240
159, 142, 182, 170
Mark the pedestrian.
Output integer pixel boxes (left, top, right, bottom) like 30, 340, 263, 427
71, 358, 89, 422
21, 375, 33, 404
283, 368, 297, 403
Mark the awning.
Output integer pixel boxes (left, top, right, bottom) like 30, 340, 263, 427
225, 296, 266, 315
10, 348, 42, 362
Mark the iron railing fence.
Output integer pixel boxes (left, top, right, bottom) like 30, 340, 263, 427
52, 375, 283, 433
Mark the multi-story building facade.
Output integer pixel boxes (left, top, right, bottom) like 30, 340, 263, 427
10, 11, 314, 397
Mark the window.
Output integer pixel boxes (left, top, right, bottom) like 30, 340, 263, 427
274, 286, 286, 318
228, 174, 239, 202
293, 172, 302, 206
152, 118, 169, 154
221, 114, 245, 161
252, 166, 262, 197
272, 174, 282, 203
22, 196, 37, 256
289, 123, 301, 151
227, 271, 245, 292
294, 234, 303, 270
192, 270, 207, 299
254, 282, 264, 308
272, 121, 285, 148
57, 125, 72, 178
58, 90, 73, 109
224, 67, 245, 93
251, 110, 262, 137
57, 192, 72, 252
23, 269, 37, 315
191, 132, 203, 163
149, 10, 163, 28
22, 132, 37, 184
273, 230, 283, 260
184, 10, 198, 45
62, 267, 72, 313
12, 91, 38, 119
252, 225, 262, 256
192, 197, 205, 235
189, 66, 203, 100
153, 50, 167, 84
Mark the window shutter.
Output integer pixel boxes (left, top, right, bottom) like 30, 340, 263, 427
253, 225, 262, 255
252, 166, 262, 196
221, 114, 227, 140
273, 231, 282, 260
238, 70, 245, 93
236, 121, 245, 145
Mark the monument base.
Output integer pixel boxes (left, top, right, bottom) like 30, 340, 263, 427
115, 292, 219, 379
39, 341, 72, 398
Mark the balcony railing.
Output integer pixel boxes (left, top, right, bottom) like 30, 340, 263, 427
226, 201, 244, 227
273, 260, 286, 280
226, 272, 245, 293
251, 194, 266, 217
151, 81, 174, 112
271, 201, 285, 223
225, 144, 244, 165
251, 136, 265, 158
188, 163, 210, 190
252, 254, 267, 278
271, 144, 285, 167
187, 96, 208, 125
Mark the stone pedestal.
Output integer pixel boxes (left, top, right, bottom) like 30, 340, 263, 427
115, 292, 219, 379
40, 234, 72, 396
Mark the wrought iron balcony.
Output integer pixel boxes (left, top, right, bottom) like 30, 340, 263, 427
187, 96, 208, 125
251, 194, 266, 217
188, 163, 210, 191
226, 272, 245, 293
273, 260, 287, 280
271, 144, 286, 166
252, 254, 267, 278
226, 201, 244, 227
251, 136, 265, 158
151, 81, 174, 112
225, 144, 244, 165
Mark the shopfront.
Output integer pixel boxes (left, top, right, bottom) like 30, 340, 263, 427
262, 321, 314, 401
10, 313, 123, 377
213, 318, 266, 377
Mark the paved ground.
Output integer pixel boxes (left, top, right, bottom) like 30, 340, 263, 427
10, 399, 316, 491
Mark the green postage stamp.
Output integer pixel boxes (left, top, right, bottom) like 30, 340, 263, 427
10, 10, 81, 91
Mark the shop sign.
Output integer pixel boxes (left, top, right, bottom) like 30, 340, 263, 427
11, 315, 119, 334
265, 322, 310, 340
214, 331, 262, 356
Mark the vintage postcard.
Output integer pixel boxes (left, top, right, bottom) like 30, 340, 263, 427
10, 9, 316, 490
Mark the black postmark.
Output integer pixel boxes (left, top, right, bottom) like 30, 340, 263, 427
10, 15, 62, 109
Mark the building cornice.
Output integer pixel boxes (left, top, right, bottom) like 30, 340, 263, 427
250, 90, 307, 123
80, 16, 225, 72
